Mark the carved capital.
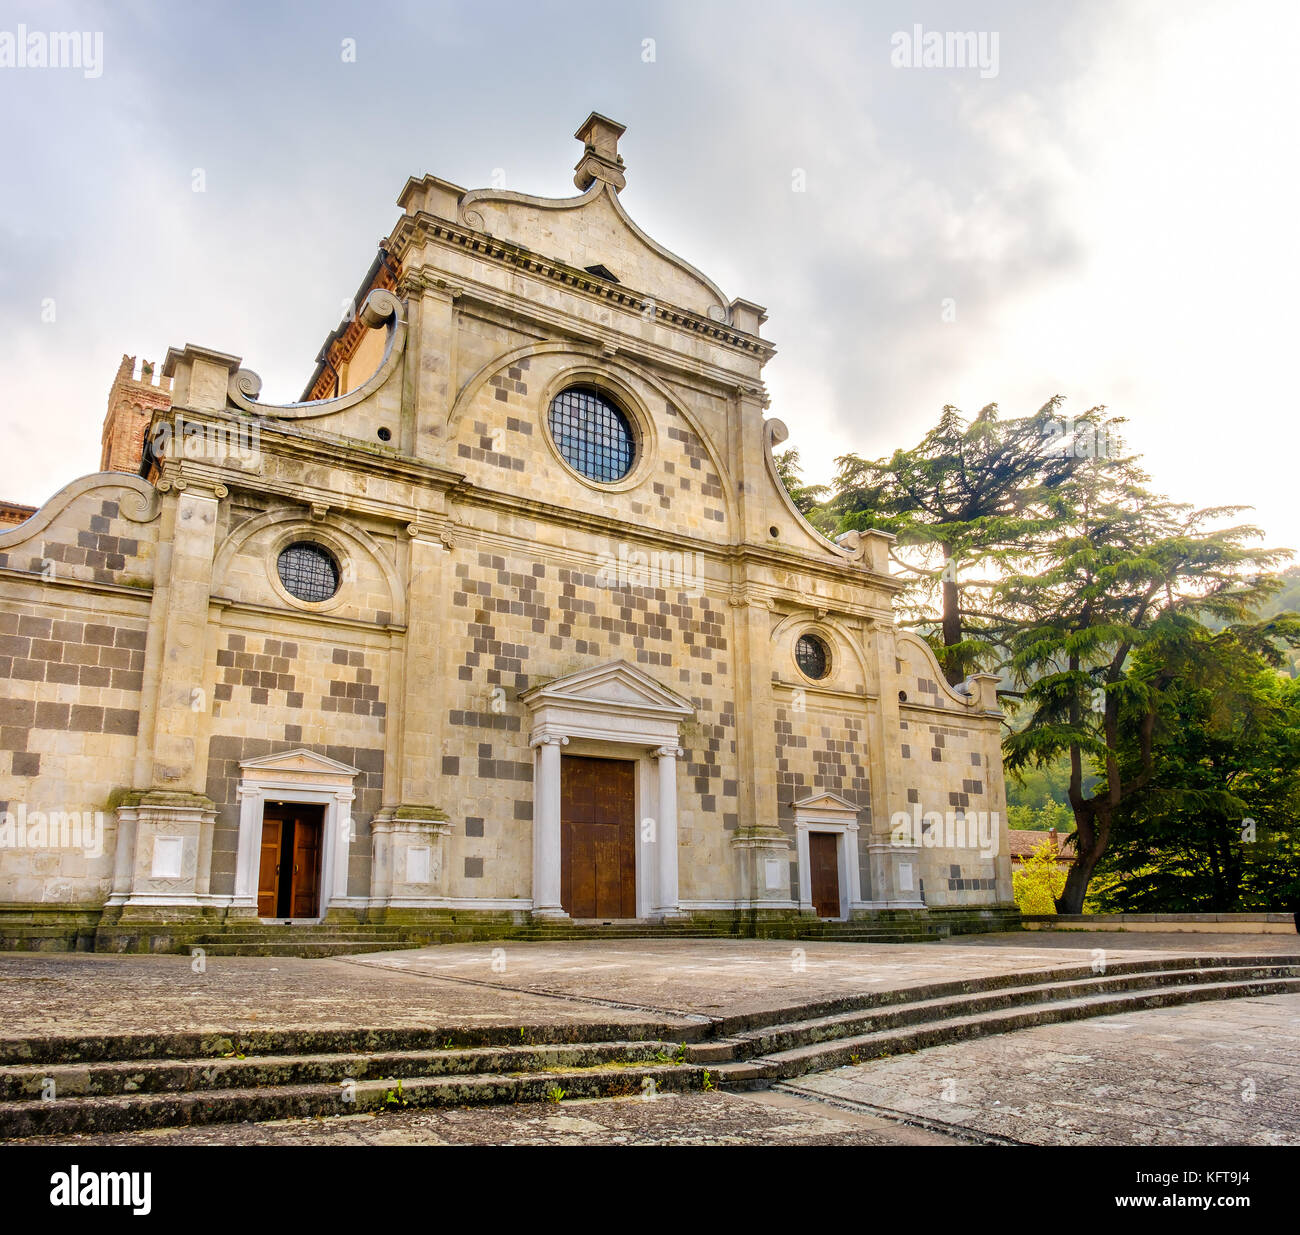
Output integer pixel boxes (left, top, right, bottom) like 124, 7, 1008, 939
529, 733, 570, 749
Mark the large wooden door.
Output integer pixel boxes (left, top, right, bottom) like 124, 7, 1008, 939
809, 831, 841, 919
257, 804, 325, 919
561, 757, 636, 919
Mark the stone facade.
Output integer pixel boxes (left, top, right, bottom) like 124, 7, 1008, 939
0, 114, 1014, 947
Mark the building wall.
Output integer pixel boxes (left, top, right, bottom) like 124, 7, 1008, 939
0, 118, 1014, 932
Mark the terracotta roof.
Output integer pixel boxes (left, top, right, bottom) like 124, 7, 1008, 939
1007, 828, 1075, 860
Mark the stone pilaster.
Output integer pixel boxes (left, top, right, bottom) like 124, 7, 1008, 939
530, 734, 568, 919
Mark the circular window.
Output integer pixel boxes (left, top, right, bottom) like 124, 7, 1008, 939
547, 386, 636, 483
795, 633, 830, 681
276, 542, 339, 603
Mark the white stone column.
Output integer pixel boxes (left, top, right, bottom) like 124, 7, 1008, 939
231, 785, 263, 909
328, 788, 356, 906
653, 745, 685, 918
530, 734, 568, 919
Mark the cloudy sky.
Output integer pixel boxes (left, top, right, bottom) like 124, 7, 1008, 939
1, 0, 1296, 554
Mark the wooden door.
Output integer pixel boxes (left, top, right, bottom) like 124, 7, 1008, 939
809, 831, 841, 919
561, 757, 636, 919
290, 815, 322, 918
257, 818, 282, 917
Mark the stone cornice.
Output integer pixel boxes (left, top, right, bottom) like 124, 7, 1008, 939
450, 294, 763, 402
452, 484, 900, 595
389, 213, 776, 362
208, 596, 406, 636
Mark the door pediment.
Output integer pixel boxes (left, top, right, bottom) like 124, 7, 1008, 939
522, 659, 693, 747
238, 747, 361, 784
792, 791, 859, 816
521, 659, 694, 719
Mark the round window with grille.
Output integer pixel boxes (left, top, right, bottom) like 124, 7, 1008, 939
795, 633, 830, 681
547, 386, 636, 483
276, 542, 339, 603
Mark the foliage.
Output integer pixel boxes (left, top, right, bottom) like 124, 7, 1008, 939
1092, 637, 1300, 912
1007, 800, 1075, 832
773, 447, 831, 523
1012, 839, 1068, 915
1000, 429, 1295, 913
824, 400, 1086, 682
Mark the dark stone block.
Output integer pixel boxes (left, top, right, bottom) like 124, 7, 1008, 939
11, 751, 39, 776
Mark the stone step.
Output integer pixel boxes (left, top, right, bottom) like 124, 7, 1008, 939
0, 1061, 708, 1138
716, 963, 1300, 1059
0, 1018, 692, 1068
189, 932, 410, 943
182, 941, 426, 957
0, 1039, 688, 1102
711, 975, 1300, 1085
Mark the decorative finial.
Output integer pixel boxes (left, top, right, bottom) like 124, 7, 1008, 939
574, 112, 627, 192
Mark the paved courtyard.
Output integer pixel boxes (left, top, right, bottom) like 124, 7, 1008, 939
4, 930, 1296, 1039
3, 931, 1298, 1146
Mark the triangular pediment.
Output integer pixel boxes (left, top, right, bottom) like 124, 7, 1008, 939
792, 791, 860, 815
521, 659, 694, 718
457, 182, 729, 321
238, 747, 361, 777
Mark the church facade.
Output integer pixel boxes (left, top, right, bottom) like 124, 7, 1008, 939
0, 115, 1014, 950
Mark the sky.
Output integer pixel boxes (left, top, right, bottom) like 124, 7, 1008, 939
1, 0, 1297, 555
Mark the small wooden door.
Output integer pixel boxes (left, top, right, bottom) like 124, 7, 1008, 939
561, 756, 636, 919
290, 815, 322, 918
809, 831, 841, 919
257, 804, 324, 919
257, 819, 282, 917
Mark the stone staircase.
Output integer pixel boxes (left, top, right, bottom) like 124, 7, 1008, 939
1, 952, 1295, 1138
700, 955, 1300, 1085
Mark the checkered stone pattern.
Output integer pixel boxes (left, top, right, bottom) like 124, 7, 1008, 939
901, 716, 1004, 906
0, 498, 155, 589
449, 354, 731, 539
209, 630, 388, 747
774, 707, 871, 834
0, 605, 147, 903
444, 546, 740, 901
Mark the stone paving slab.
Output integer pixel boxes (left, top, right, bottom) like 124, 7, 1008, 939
1, 933, 1296, 1042
781, 993, 1300, 1146
0, 952, 673, 1039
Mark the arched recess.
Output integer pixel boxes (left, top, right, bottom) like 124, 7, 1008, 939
446, 340, 739, 528
225, 290, 407, 422
770, 609, 872, 690
212, 507, 406, 623
0, 472, 161, 549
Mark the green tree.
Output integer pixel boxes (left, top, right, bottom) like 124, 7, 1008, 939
773, 447, 830, 522
1093, 630, 1300, 911
1001, 439, 1294, 914
826, 400, 1087, 684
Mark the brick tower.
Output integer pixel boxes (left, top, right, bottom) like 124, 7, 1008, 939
100, 354, 172, 473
